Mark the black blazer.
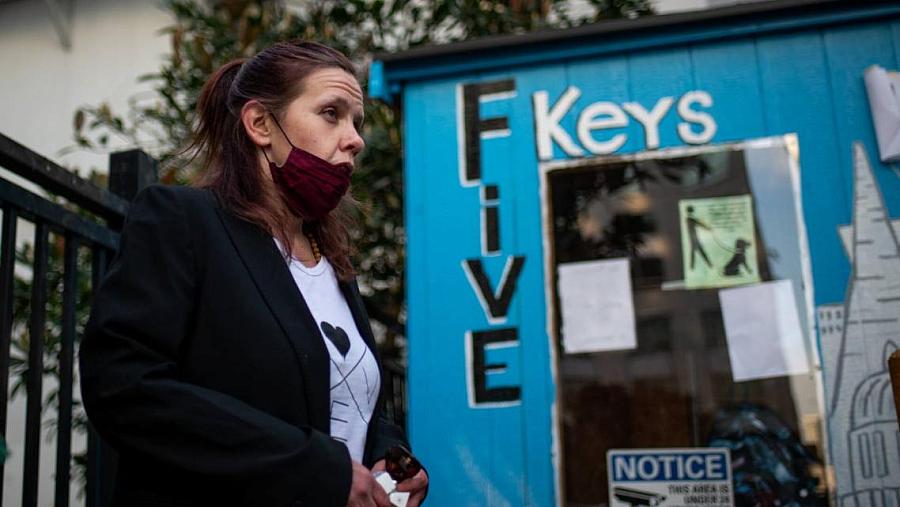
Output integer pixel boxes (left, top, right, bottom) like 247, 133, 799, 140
79, 184, 407, 507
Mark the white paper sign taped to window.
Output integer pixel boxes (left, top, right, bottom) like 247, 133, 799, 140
718, 279, 810, 382
557, 258, 637, 353
864, 65, 900, 163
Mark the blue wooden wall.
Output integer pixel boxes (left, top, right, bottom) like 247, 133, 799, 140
394, 9, 900, 507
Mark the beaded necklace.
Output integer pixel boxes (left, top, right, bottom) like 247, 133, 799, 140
305, 231, 322, 263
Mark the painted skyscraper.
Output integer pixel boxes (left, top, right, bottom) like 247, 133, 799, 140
818, 143, 900, 507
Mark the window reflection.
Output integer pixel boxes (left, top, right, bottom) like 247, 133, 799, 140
548, 146, 826, 507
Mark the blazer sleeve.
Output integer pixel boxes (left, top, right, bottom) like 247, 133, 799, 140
79, 185, 351, 507
366, 415, 409, 468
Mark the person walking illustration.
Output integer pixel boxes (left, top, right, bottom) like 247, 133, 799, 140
685, 206, 712, 270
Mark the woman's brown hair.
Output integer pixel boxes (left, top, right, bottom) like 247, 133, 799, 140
190, 40, 359, 280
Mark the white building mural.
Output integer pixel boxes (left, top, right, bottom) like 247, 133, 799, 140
818, 143, 900, 507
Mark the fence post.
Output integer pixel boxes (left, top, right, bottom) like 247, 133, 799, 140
107, 149, 159, 227
86, 149, 157, 507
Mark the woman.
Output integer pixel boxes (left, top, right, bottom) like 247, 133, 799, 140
79, 41, 428, 507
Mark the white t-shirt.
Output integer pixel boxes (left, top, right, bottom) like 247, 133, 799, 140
277, 241, 380, 463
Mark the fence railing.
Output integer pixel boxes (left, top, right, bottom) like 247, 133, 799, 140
383, 359, 408, 431
0, 132, 154, 507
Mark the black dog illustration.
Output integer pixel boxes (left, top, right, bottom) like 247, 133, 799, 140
723, 238, 752, 276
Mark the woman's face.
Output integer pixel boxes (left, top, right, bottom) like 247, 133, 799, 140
269, 67, 365, 168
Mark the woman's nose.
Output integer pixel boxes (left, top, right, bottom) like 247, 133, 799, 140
344, 126, 365, 157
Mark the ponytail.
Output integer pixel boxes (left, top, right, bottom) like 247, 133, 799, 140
192, 58, 246, 176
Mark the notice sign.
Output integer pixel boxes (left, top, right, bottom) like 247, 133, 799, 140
679, 195, 760, 289
607, 449, 734, 507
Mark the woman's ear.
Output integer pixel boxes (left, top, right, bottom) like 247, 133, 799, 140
240, 100, 272, 148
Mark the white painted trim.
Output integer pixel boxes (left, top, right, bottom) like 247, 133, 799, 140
538, 136, 810, 174
484, 341, 517, 352
785, 133, 819, 369
462, 259, 504, 325
457, 83, 479, 188
622, 97, 675, 150
464, 331, 523, 409
469, 399, 522, 409
480, 91, 517, 103
461, 256, 520, 325
480, 186, 500, 205
464, 330, 476, 408
676, 90, 717, 145
480, 208, 502, 258
576, 101, 628, 155
551, 400, 562, 507
533, 87, 585, 161
457, 85, 515, 186
481, 129, 512, 140
538, 156, 563, 507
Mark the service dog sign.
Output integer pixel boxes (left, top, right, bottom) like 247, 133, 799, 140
607, 449, 735, 507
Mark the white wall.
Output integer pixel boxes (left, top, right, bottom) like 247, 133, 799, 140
655, 0, 769, 14
0, 0, 172, 177
656, 0, 712, 13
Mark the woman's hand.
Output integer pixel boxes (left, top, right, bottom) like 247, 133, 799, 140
395, 468, 428, 507
371, 460, 429, 507
347, 460, 391, 507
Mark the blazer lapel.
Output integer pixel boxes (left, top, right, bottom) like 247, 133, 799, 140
215, 208, 331, 433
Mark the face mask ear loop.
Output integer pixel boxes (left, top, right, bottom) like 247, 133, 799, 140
268, 112, 298, 150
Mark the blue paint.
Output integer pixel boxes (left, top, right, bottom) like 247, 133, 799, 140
373, 4, 900, 88
368, 60, 386, 101
626, 48, 695, 151
380, 5, 900, 506
689, 39, 766, 142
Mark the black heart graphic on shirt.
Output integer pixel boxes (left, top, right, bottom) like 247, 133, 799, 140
320, 321, 350, 358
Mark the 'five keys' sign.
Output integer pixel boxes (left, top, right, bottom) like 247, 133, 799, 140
607, 449, 735, 507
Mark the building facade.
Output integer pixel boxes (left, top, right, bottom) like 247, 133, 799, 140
372, 1, 900, 505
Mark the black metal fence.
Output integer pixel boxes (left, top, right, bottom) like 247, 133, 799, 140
383, 359, 408, 431
0, 132, 153, 507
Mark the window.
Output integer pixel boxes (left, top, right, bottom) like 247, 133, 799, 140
546, 138, 825, 506
874, 431, 888, 478
859, 433, 873, 479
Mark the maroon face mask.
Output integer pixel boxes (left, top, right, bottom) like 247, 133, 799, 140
267, 117, 353, 221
